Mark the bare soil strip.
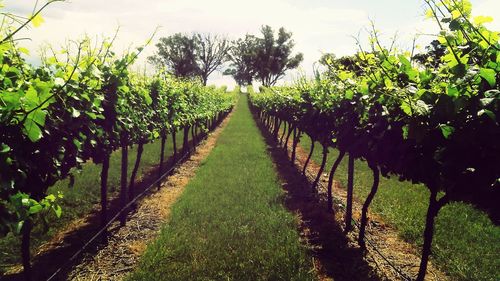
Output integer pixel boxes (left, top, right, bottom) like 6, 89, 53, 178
255, 117, 449, 281
65, 111, 234, 281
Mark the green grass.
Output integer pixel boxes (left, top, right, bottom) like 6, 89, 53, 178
128, 95, 315, 281
297, 135, 500, 281
0, 130, 191, 273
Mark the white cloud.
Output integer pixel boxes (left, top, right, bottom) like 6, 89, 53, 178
3, 0, 500, 88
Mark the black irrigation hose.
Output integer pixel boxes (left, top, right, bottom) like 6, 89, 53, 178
257, 113, 413, 281
46, 113, 229, 281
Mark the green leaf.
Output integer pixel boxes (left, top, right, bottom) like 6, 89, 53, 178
449, 19, 461, 31
446, 85, 459, 97
402, 125, 409, 139
480, 97, 494, 106
29, 109, 47, 126
31, 14, 44, 28
479, 68, 496, 87
345, 90, 354, 100
0, 143, 11, 153
18, 47, 30, 55
25, 86, 38, 103
401, 101, 412, 116
28, 204, 43, 214
384, 78, 393, 89
72, 108, 81, 118
144, 93, 153, 105
474, 16, 493, 25
23, 118, 43, 142
439, 124, 455, 139
478, 109, 496, 120
15, 221, 24, 234
54, 77, 65, 87
399, 55, 411, 69
86, 112, 97, 119
52, 205, 62, 218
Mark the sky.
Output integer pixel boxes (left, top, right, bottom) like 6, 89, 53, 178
3, 0, 500, 89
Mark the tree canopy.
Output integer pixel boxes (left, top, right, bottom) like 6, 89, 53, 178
149, 33, 230, 85
225, 26, 303, 86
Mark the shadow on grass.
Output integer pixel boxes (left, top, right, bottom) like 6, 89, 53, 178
2, 132, 210, 281
252, 111, 382, 281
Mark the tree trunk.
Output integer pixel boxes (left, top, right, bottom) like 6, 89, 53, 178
416, 190, 447, 281
327, 150, 346, 211
312, 145, 328, 191
280, 121, 287, 145
182, 125, 190, 154
302, 138, 315, 176
21, 219, 32, 281
291, 128, 300, 165
129, 140, 144, 201
274, 119, 281, 139
100, 153, 110, 241
119, 140, 128, 226
345, 154, 355, 233
191, 124, 197, 151
172, 130, 177, 161
158, 134, 166, 190
284, 124, 294, 153
358, 162, 379, 249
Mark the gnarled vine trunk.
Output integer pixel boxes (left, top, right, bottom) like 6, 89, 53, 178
128, 139, 144, 201
312, 145, 328, 191
158, 134, 166, 190
119, 138, 128, 226
302, 137, 315, 176
327, 150, 346, 211
358, 162, 379, 249
100, 153, 110, 241
416, 190, 448, 281
344, 154, 354, 233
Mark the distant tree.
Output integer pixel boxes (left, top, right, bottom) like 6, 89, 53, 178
253, 26, 303, 86
196, 33, 231, 85
148, 33, 200, 78
224, 35, 258, 86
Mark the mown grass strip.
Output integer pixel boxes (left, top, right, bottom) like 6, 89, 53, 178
0, 131, 192, 272
128, 95, 315, 281
298, 136, 500, 281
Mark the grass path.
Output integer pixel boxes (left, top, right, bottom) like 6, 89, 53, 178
128, 95, 315, 281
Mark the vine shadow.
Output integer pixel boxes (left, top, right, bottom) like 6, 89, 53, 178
253, 111, 382, 281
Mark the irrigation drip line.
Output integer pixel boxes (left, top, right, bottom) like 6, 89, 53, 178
45, 126, 217, 281
260, 116, 414, 281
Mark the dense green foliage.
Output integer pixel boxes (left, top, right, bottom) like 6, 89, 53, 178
250, 1, 499, 280
0, 5, 236, 242
128, 94, 315, 281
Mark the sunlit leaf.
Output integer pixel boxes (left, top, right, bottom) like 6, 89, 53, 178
31, 14, 45, 28
439, 124, 455, 139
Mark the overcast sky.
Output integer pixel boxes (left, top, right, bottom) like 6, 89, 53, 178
4, 0, 500, 89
